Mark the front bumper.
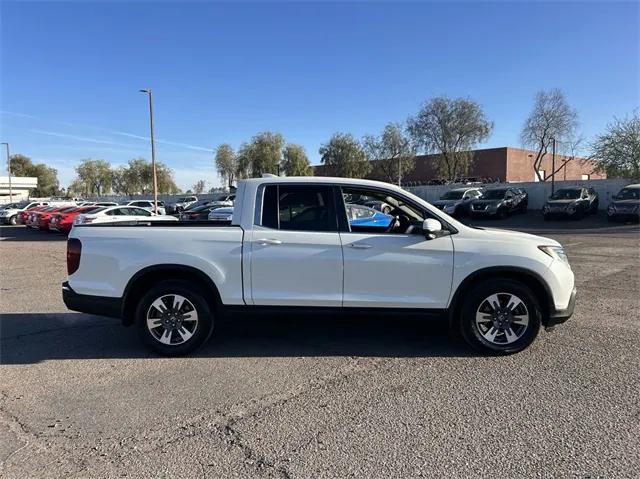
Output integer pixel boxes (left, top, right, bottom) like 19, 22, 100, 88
547, 287, 576, 326
62, 281, 123, 319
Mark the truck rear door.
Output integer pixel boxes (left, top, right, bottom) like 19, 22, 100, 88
247, 184, 343, 307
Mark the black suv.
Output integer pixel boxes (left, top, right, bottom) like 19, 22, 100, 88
543, 187, 599, 220
469, 187, 528, 219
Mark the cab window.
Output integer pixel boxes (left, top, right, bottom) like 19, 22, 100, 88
261, 185, 335, 232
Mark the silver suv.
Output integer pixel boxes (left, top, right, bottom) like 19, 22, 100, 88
0, 201, 48, 225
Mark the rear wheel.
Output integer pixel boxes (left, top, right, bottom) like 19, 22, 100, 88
458, 279, 541, 355
136, 280, 214, 356
9, 215, 17, 225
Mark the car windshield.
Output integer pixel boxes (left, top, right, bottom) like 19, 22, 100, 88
551, 189, 580, 200
3, 202, 27, 209
617, 188, 639, 200
440, 191, 465, 200
482, 189, 507, 200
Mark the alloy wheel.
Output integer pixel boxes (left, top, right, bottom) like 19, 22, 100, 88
475, 292, 529, 345
146, 294, 199, 345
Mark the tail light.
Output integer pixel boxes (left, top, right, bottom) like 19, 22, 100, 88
67, 238, 82, 275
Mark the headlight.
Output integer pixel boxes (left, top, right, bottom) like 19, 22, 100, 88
538, 245, 569, 266
444, 204, 456, 213
543, 205, 550, 213
607, 204, 615, 213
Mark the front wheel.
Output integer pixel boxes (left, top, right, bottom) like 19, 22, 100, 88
458, 279, 541, 355
136, 280, 214, 356
9, 215, 17, 225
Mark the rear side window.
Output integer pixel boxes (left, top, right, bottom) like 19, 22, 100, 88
261, 185, 335, 232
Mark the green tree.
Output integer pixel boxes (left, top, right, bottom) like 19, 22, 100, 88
319, 133, 370, 178
520, 89, 579, 181
215, 144, 238, 188
591, 112, 640, 178
281, 144, 313, 176
8, 154, 60, 196
74, 159, 113, 196
408, 96, 493, 181
192, 179, 207, 194
238, 132, 284, 177
363, 123, 415, 185
109, 158, 179, 195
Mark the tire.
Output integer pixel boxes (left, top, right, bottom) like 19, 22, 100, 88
458, 279, 542, 355
136, 280, 215, 356
9, 215, 17, 225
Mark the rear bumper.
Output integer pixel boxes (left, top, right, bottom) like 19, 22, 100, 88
62, 281, 123, 319
547, 287, 576, 326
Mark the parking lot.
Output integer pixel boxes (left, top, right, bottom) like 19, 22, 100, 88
1, 215, 639, 478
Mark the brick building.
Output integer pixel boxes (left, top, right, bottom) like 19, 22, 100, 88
314, 147, 604, 184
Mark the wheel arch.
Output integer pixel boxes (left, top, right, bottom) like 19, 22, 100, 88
448, 266, 553, 326
121, 264, 222, 326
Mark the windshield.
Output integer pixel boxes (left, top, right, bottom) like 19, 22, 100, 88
3, 202, 27, 209
617, 188, 639, 200
440, 191, 464, 200
482, 189, 507, 200
551, 189, 580, 200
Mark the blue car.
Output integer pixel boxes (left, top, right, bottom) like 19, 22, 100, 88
346, 203, 393, 229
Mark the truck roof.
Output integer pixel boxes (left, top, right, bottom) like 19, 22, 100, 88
239, 176, 401, 189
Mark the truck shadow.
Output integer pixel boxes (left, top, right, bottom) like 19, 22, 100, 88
0, 226, 67, 241
0, 312, 473, 364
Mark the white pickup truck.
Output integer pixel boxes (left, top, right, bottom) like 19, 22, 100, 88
63, 176, 576, 356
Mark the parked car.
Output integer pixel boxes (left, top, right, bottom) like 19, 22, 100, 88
64, 176, 575, 357
174, 196, 198, 212
94, 201, 119, 207
431, 187, 483, 217
345, 203, 393, 229
73, 205, 178, 225
208, 206, 234, 223
363, 200, 393, 214
543, 187, 599, 220
50, 206, 107, 235
607, 184, 640, 222
27, 206, 58, 228
469, 187, 527, 218
0, 201, 49, 225
124, 200, 166, 215
179, 204, 220, 221
20, 205, 49, 225
36, 206, 79, 231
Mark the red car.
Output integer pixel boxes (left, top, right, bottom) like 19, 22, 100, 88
20, 205, 48, 225
49, 206, 105, 234
26, 206, 57, 228
36, 206, 78, 231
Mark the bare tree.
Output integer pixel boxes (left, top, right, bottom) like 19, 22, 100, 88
407, 96, 493, 181
363, 123, 415, 185
520, 89, 579, 181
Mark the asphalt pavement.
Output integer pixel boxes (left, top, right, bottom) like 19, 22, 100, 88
1, 215, 639, 478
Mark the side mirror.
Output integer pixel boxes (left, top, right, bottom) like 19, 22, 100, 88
423, 218, 442, 239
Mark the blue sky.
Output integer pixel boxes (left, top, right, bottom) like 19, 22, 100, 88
1, 1, 638, 190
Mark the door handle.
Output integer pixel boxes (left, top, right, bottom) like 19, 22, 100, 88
257, 238, 282, 246
349, 243, 372, 249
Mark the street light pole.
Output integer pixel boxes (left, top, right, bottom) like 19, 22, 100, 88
139, 89, 159, 214
549, 137, 556, 195
1, 143, 12, 203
